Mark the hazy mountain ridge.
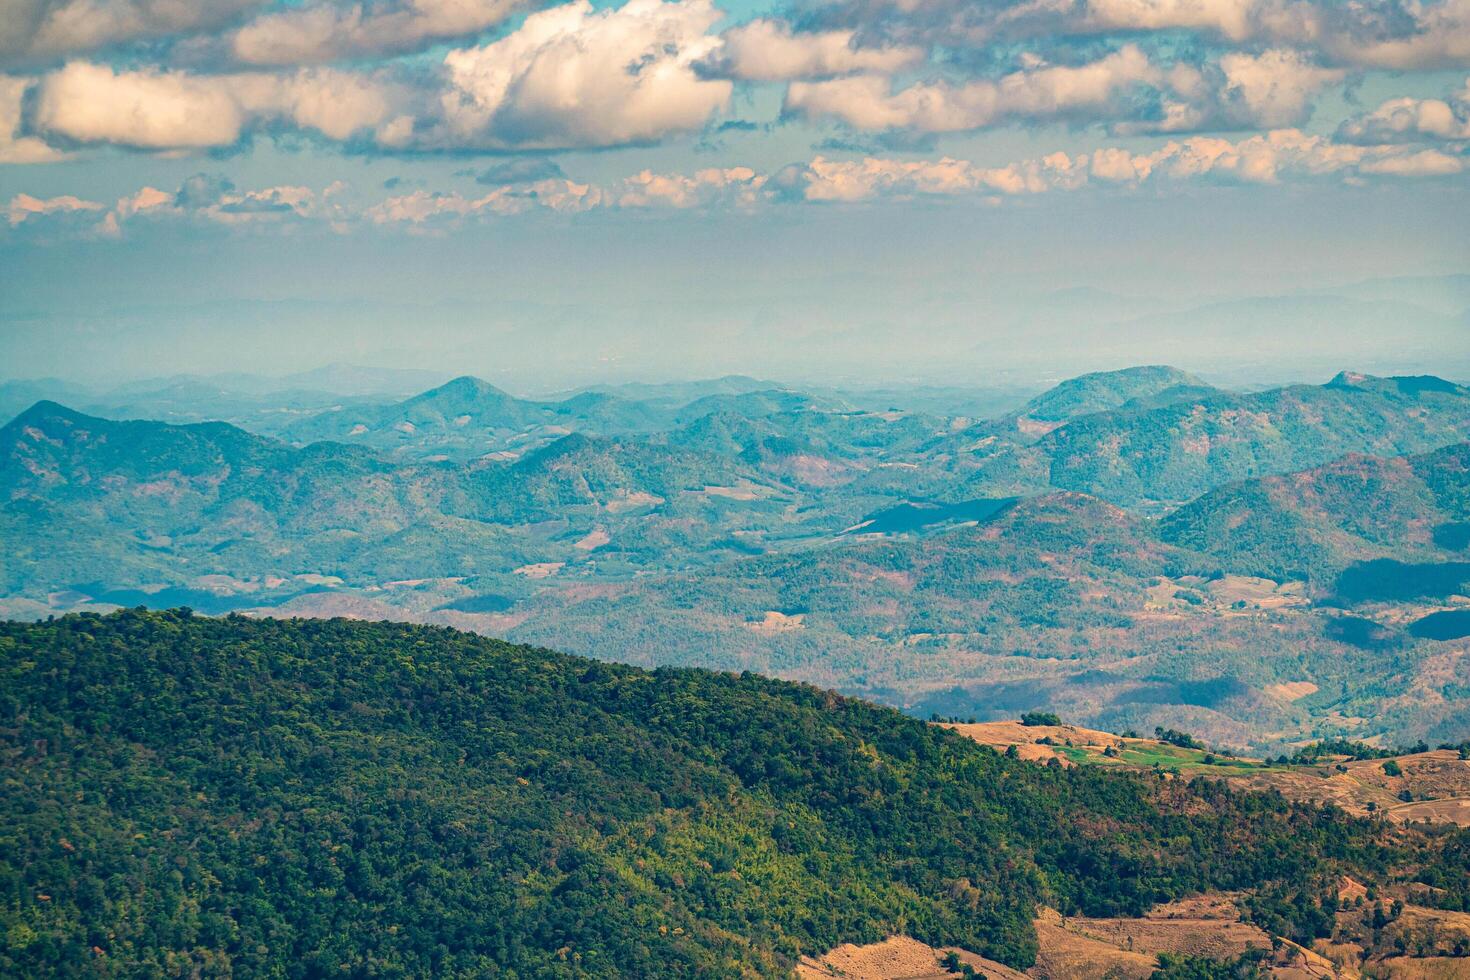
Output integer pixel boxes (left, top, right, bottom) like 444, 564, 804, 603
1020, 373, 1470, 509
5, 366, 1470, 749
1160, 441, 1470, 582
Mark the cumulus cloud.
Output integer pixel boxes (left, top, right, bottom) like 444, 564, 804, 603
706, 19, 924, 81
1322, 0, 1470, 70
433, 0, 730, 150
775, 152, 1089, 201
1215, 49, 1343, 126
773, 129, 1462, 203
1336, 80, 1470, 143
0, 74, 67, 161
366, 179, 604, 223
784, 44, 1158, 132
228, 0, 532, 66
32, 60, 401, 149
1085, 129, 1465, 184
615, 166, 766, 207
6, 173, 346, 240
812, 0, 1470, 70
0, 0, 262, 65
6, 190, 102, 224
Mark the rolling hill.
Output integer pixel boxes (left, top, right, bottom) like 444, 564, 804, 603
949, 371, 1470, 511
281, 375, 670, 460
3, 610, 1466, 976
1160, 441, 1470, 584
0, 401, 791, 603
981, 365, 1214, 441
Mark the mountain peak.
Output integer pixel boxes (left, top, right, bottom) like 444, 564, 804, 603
1326, 370, 1372, 388
1326, 371, 1463, 396
426, 376, 510, 399
1020, 365, 1208, 423
3, 399, 96, 431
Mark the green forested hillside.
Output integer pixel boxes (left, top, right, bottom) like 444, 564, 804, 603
1160, 442, 1470, 582
1010, 365, 1210, 425
1034, 374, 1470, 509
4, 611, 1464, 977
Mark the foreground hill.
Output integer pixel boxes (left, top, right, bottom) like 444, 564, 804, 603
3, 611, 1467, 977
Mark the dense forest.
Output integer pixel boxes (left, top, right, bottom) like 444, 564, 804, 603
3, 611, 1467, 976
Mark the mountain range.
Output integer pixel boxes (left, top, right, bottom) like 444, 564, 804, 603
3, 365, 1469, 752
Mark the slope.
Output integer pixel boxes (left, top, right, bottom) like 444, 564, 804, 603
4, 610, 1465, 977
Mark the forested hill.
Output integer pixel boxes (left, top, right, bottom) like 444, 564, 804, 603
4, 612, 1468, 976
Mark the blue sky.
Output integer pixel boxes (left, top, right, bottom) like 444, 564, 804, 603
2, 0, 1468, 387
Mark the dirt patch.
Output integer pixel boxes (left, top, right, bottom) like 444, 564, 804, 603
1267, 681, 1320, 701
604, 491, 664, 513
796, 936, 1025, 980
941, 721, 1124, 764
744, 611, 806, 634
513, 562, 565, 579
695, 482, 767, 501
1064, 896, 1270, 963
574, 529, 610, 551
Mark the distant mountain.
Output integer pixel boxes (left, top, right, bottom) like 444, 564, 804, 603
0, 401, 788, 601
1160, 441, 1470, 584
560, 374, 783, 405
0, 400, 446, 596
959, 366, 1218, 451
9, 367, 1470, 750
672, 388, 852, 424
284, 375, 669, 459
5, 610, 1454, 976
508, 475, 1470, 749
1027, 373, 1470, 509
1017, 365, 1211, 424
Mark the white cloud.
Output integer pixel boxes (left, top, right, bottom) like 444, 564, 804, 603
1216, 49, 1343, 127
6, 190, 102, 224
616, 166, 766, 207
1357, 148, 1464, 176
32, 61, 399, 149
366, 179, 604, 223
229, 0, 531, 66
1322, 0, 1470, 70
0, 74, 67, 161
1337, 82, 1470, 144
709, 19, 924, 81
0, 0, 263, 64
780, 152, 1088, 201
433, 0, 730, 150
784, 44, 1158, 132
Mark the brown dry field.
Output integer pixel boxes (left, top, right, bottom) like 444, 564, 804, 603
799, 897, 1279, 980
946, 723, 1470, 827
798, 891, 1470, 978
1224, 750, 1470, 827
938, 721, 1123, 764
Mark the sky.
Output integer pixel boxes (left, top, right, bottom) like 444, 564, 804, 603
1, 0, 1468, 389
